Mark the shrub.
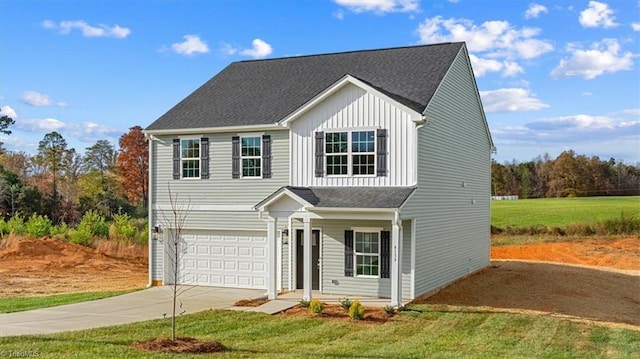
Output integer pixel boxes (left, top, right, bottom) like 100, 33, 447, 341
7, 216, 25, 235
77, 210, 109, 238
349, 300, 364, 320
0, 218, 8, 236
309, 299, 324, 314
25, 214, 53, 238
110, 213, 136, 242
339, 297, 352, 311
299, 299, 310, 308
49, 222, 69, 239
69, 227, 92, 246
383, 305, 396, 316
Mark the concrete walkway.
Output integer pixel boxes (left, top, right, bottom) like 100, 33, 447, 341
0, 286, 266, 337
1, 287, 391, 337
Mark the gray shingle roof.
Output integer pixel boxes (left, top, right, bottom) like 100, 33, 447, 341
146, 42, 463, 131
284, 186, 416, 209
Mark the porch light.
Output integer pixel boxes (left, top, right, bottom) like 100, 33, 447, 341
281, 228, 289, 244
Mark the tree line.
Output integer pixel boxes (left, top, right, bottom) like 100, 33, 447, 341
0, 117, 148, 224
492, 150, 640, 199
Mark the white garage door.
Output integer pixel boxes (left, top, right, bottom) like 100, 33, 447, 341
177, 231, 268, 289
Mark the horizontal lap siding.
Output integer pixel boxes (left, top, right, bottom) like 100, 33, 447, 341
290, 219, 412, 299
151, 129, 288, 230
150, 130, 289, 280
403, 48, 491, 297
290, 84, 416, 187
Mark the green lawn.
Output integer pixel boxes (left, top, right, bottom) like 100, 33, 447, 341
492, 196, 640, 228
2, 306, 638, 358
0, 290, 138, 313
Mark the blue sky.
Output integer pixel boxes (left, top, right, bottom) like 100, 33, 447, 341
1, 0, 638, 164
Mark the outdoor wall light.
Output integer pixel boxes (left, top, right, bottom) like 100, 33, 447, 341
152, 225, 162, 240
281, 228, 289, 244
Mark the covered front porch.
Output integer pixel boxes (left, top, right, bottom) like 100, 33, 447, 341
255, 186, 416, 307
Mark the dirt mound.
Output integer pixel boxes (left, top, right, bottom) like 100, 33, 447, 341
413, 261, 640, 326
134, 337, 225, 354
0, 237, 147, 297
1, 237, 105, 264
491, 238, 640, 270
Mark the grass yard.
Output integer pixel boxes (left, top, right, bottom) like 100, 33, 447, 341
491, 196, 639, 228
0, 290, 138, 313
1, 307, 638, 358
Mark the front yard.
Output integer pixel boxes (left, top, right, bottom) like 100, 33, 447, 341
2, 308, 638, 358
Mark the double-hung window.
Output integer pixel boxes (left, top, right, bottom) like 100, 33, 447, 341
325, 130, 375, 176
354, 231, 380, 276
181, 138, 200, 178
241, 136, 261, 177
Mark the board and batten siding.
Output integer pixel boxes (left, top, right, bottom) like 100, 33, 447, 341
402, 46, 492, 298
290, 83, 417, 187
290, 219, 412, 299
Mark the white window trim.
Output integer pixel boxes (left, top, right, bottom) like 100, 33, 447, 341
325, 129, 377, 178
240, 135, 262, 179
352, 228, 382, 278
180, 137, 201, 180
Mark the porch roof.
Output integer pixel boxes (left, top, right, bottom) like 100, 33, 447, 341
255, 186, 416, 211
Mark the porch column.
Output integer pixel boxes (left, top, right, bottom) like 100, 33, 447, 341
303, 217, 312, 301
390, 215, 403, 307
267, 216, 278, 299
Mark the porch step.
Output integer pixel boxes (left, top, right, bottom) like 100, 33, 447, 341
228, 299, 298, 315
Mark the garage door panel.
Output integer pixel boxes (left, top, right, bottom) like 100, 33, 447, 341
177, 231, 268, 289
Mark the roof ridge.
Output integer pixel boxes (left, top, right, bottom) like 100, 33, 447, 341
234, 42, 462, 64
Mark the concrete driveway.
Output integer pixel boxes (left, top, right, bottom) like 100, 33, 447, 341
0, 286, 265, 337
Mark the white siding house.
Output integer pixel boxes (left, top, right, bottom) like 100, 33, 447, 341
145, 42, 493, 306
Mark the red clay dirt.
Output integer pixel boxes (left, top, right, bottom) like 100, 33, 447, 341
0, 236, 147, 297
491, 237, 640, 270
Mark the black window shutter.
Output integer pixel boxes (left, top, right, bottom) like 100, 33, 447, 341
315, 131, 324, 177
200, 137, 209, 179
231, 136, 240, 179
172, 139, 180, 180
380, 231, 390, 279
344, 230, 354, 277
376, 129, 387, 177
262, 135, 271, 178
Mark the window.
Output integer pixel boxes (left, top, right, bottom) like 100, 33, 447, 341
181, 139, 200, 178
325, 130, 375, 176
354, 231, 379, 276
241, 136, 261, 177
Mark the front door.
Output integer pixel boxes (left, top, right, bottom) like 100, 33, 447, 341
296, 229, 320, 290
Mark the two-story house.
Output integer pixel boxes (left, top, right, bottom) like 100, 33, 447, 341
144, 42, 493, 306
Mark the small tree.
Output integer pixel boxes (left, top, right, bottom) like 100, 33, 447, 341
159, 183, 193, 341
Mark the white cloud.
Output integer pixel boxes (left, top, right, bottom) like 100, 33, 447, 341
525, 4, 548, 19
579, 1, 618, 28
581, 91, 593, 96
0, 105, 17, 119
491, 114, 640, 160
18, 118, 66, 132
240, 39, 273, 59
550, 39, 634, 79
479, 88, 549, 113
334, 0, 419, 14
334, 9, 346, 20
42, 20, 131, 38
632, 23, 640, 31
16, 118, 122, 141
469, 55, 523, 77
171, 35, 210, 56
416, 16, 553, 60
21, 91, 66, 107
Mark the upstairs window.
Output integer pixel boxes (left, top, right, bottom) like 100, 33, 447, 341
181, 139, 200, 178
241, 136, 261, 177
325, 130, 375, 176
